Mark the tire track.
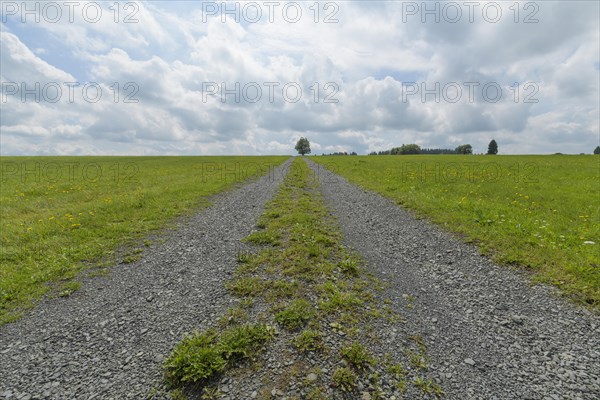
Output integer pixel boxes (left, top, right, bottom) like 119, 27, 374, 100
307, 159, 600, 400
0, 159, 292, 399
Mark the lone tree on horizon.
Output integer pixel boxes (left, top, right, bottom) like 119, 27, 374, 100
487, 139, 498, 155
295, 137, 311, 156
594, 146, 600, 155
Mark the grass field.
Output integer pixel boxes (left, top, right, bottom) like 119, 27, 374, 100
1, 154, 597, 325
313, 155, 600, 307
0, 156, 288, 324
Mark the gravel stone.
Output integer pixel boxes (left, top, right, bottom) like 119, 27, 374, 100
306, 373, 318, 382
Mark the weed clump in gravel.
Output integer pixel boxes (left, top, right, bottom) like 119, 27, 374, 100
318, 283, 363, 312
414, 376, 444, 397
275, 298, 315, 330
332, 367, 358, 392
341, 341, 376, 370
164, 323, 274, 384
244, 231, 280, 245
293, 329, 324, 353
225, 277, 265, 297
337, 258, 360, 276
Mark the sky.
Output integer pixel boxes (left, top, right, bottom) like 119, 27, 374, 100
0, 0, 599, 155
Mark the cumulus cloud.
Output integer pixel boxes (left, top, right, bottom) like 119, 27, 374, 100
1, 1, 598, 155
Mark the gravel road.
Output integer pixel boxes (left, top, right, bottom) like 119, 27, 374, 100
308, 160, 600, 400
0, 160, 291, 400
2, 157, 598, 400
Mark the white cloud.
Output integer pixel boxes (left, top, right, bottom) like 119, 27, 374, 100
1, 1, 599, 155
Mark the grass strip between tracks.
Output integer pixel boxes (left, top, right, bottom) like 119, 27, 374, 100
164, 157, 443, 399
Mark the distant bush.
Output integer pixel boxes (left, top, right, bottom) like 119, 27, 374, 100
391, 144, 421, 155
455, 144, 473, 154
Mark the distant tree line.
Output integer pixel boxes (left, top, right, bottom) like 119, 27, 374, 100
369, 143, 474, 155
316, 140, 599, 155
421, 147, 458, 154
306, 138, 598, 156
322, 151, 358, 156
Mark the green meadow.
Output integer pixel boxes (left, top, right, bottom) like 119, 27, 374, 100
1, 154, 597, 324
313, 155, 600, 307
0, 156, 288, 324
